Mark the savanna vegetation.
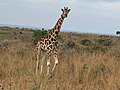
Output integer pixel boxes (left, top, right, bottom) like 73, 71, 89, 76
0, 26, 120, 90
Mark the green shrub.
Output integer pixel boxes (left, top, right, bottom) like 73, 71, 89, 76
94, 38, 113, 47
32, 30, 48, 45
32, 30, 48, 38
81, 38, 113, 53
67, 40, 75, 48
57, 34, 64, 43
91, 45, 107, 53
80, 39, 92, 46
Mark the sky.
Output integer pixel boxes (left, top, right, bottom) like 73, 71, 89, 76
0, 0, 120, 35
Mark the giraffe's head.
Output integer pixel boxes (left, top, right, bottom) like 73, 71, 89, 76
61, 7, 71, 18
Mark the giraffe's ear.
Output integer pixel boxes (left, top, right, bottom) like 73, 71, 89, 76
68, 9, 71, 12
61, 9, 64, 12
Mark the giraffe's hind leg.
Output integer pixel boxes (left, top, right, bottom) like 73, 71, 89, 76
47, 56, 53, 79
46, 50, 52, 76
47, 57, 50, 76
36, 47, 41, 76
52, 55, 58, 72
47, 55, 51, 76
40, 51, 46, 74
52, 49, 58, 72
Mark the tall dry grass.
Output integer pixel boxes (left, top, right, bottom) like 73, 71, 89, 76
0, 41, 120, 90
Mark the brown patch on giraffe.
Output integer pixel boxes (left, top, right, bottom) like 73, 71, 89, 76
51, 37, 54, 41
46, 35, 49, 38
48, 35, 51, 39
54, 35, 57, 38
49, 40, 51, 44
45, 39, 48, 45
61, 16, 64, 19
46, 40, 49, 45
50, 30, 53, 35
43, 45, 45, 49
53, 38, 56, 41
39, 41, 42, 44
58, 26, 61, 30
52, 33, 54, 37
54, 27, 56, 30
47, 46, 49, 50
59, 21, 62, 25
55, 42, 58, 46
55, 31, 58, 34
49, 45, 52, 49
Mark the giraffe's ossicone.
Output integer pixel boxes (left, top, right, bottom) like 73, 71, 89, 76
36, 7, 71, 77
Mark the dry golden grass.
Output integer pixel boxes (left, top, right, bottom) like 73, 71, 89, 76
0, 28, 120, 90
0, 43, 120, 90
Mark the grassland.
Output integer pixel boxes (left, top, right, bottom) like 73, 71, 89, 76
0, 27, 120, 90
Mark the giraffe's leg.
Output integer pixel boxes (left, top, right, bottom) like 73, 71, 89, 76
40, 51, 46, 74
52, 50, 58, 72
47, 57, 50, 76
52, 56, 58, 72
36, 48, 41, 75
46, 51, 51, 76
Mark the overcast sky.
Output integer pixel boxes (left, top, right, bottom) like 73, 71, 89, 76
0, 0, 120, 35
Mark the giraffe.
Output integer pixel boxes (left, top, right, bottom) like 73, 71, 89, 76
36, 7, 71, 76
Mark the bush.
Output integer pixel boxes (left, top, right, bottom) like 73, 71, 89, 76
81, 38, 113, 53
32, 30, 48, 45
67, 40, 75, 48
0, 40, 10, 49
32, 30, 48, 38
116, 31, 120, 35
57, 34, 64, 43
94, 38, 113, 47
80, 39, 92, 46
91, 45, 107, 53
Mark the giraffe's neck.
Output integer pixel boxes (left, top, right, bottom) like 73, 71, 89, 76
52, 15, 65, 35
